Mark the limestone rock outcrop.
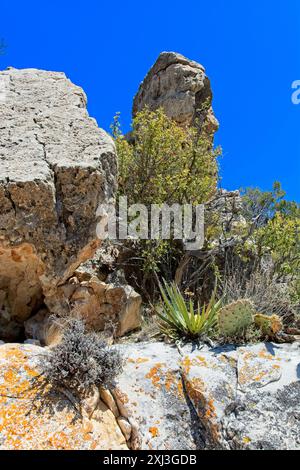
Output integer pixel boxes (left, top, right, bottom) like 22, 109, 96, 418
114, 342, 205, 450
133, 51, 219, 136
0, 343, 128, 450
0, 68, 117, 339
1, 340, 299, 450
115, 341, 300, 450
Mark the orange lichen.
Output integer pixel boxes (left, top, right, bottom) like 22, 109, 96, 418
204, 399, 217, 419
184, 377, 219, 442
145, 363, 165, 388
127, 357, 149, 365
238, 349, 282, 387
149, 427, 159, 438
0, 345, 127, 450
24, 365, 40, 378
144, 364, 184, 401
136, 358, 149, 364
257, 350, 274, 360
181, 356, 192, 373
177, 380, 184, 398
164, 370, 176, 391
253, 371, 267, 382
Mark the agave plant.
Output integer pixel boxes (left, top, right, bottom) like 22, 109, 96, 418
157, 280, 222, 339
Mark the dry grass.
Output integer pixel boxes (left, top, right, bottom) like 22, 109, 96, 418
220, 264, 296, 325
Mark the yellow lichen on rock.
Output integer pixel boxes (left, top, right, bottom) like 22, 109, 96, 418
0, 344, 128, 450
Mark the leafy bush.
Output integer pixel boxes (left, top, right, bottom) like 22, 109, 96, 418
113, 107, 220, 206
241, 181, 287, 226
241, 182, 300, 281
157, 280, 222, 340
112, 108, 220, 294
254, 212, 300, 278
40, 319, 123, 397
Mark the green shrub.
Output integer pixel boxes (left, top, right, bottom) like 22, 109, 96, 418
241, 183, 300, 281
113, 107, 220, 206
157, 280, 222, 340
111, 108, 220, 292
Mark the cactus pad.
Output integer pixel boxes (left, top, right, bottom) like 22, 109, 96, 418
218, 299, 254, 338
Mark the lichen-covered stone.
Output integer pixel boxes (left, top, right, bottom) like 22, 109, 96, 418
180, 346, 237, 448
0, 339, 298, 450
115, 342, 205, 450
0, 343, 127, 449
116, 341, 300, 450
181, 342, 300, 449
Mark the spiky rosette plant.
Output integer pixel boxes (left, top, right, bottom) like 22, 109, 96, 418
157, 280, 222, 340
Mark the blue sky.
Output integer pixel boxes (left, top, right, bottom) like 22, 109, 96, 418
1, 0, 299, 200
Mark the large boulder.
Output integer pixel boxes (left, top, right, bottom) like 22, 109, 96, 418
0, 68, 117, 339
133, 51, 219, 136
0, 343, 128, 449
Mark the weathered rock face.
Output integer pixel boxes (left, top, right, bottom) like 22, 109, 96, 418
133, 51, 219, 136
24, 271, 142, 344
115, 341, 300, 450
0, 68, 117, 339
0, 343, 128, 449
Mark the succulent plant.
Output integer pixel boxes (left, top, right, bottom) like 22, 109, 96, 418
254, 313, 283, 337
218, 299, 254, 338
158, 280, 222, 339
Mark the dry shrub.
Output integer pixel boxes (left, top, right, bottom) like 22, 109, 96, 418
39, 318, 123, 397
220, 264, 296, 325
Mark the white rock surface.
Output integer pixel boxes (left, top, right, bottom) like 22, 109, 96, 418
117, 341, 300, 450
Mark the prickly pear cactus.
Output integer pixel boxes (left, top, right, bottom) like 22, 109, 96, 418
254, 313, 283, 337
218, 299, 254, 338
